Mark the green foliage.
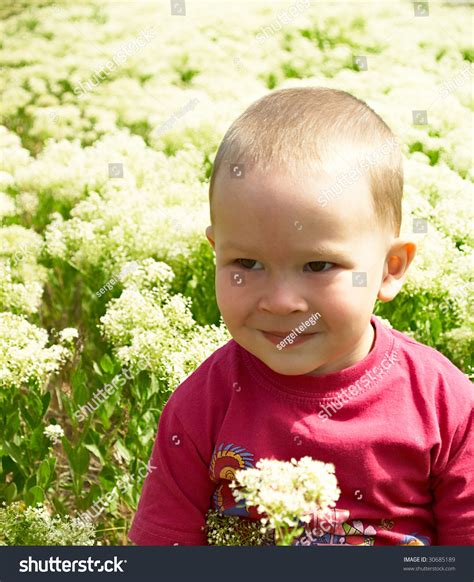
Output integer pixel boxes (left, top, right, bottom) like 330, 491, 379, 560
0, 502, 95, 546
205, 510, 274, 546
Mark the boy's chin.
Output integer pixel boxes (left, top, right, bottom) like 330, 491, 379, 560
234, 335, 327, 376
259, 352, 325, 377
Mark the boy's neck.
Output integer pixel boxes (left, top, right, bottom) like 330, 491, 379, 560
305, 319, 375, 377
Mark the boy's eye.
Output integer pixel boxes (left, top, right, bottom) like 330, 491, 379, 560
235, 259, 334, 272
236, 259, 263, 270
305, 261, 334, 273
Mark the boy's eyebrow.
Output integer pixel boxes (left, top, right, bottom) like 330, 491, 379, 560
219, 241, 350, 259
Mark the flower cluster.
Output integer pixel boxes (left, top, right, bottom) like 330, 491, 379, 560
0, 502, 95, 546
0, 313, 73, 390
0, 226, 48, 315
58, 327, 79, 344
45, 185, 208, 276
230, 456, 341, 545
205, 509, 274, 546
43, 423, 65, 445
99, 258, 230, 389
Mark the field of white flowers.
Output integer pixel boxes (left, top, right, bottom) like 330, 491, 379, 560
0, 0, 472, 545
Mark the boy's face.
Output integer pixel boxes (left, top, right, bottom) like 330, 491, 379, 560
206, 163, 415, 376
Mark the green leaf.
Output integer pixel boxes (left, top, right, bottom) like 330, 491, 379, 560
62, 438, 75, 473
100, 353, 114, 374
30, 425, 46, 457
20, 390, 43, 429
114, 439, 131, 463
97, 406, 111, 430
431, 318, 442, 341
92, 361, 103, 377
149, 374, 160, 397
4, 482, 17, 503
84, 443, 104, 464
1, 440, 25, 473
63, 438, 90, 477
20, 404, 35, 430
37, 459, 51, 488
71, 368, 88, 405
5, 410, 20, 436
51, 496, 67, 514
26, 474, 37, 489
41, 392, 51, 416
74, 447, 90, 476
25, 485, 44, 506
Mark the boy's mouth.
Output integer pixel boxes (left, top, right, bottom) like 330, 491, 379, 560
259, 330, 318, 347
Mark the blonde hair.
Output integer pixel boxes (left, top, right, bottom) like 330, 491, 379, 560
209, 87, 403, 236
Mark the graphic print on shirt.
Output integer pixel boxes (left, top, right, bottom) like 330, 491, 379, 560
294, 508, 378, 546
399, 533, 431, 546
294, 510, 431, 546
209, 443, 255, 516
208, 443, 432, 546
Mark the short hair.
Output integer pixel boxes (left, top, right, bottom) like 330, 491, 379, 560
209, 87, 403, 236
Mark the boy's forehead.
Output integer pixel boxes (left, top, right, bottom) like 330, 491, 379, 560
212, 164, 377, 241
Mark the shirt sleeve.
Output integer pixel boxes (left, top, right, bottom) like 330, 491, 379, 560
431, 389, 474, 545
128, 397, 215, 545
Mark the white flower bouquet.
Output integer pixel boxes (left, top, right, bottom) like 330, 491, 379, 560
206, 456, 341, 546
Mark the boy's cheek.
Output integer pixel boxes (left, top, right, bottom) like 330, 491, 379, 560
216, 268, 249, 298
215, 277, 248, 321
318, 288, 370, 327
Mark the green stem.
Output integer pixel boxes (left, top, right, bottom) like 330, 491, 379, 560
275, 522, 304, 546
94, 526, 126, 533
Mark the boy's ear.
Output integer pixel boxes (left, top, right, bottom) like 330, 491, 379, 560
205, 225, 215, 250
377, 239, 417, 302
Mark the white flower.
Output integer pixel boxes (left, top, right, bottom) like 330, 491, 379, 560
0, 192, 16, 219
58, 327, 79, 343
0, 226, 48, 315
43, 424, 64, 444
99, 263, 231, 385
0, 502, 96, 545
230, 456, 341, 538
0, 313, 71, 389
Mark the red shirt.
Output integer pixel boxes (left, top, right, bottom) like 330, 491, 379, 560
128, 315, 474, 546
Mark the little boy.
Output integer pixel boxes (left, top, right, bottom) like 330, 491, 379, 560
128, 87, 473, 546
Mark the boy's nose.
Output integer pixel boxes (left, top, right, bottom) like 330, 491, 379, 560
256, 279, 309, 315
